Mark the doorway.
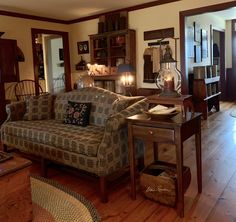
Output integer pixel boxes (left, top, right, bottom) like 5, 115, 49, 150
212, 28, 226, 99
31, 28, 71, 94
179, 1, 236, 96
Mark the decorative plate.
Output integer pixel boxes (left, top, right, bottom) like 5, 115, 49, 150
144, 110, 180, 120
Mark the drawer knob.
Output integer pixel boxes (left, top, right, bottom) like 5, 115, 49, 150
149, 130, 153, 135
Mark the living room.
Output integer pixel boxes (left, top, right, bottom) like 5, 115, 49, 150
0, 0, 236, 221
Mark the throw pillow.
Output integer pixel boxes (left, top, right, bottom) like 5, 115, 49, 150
23, 94, 54, 120
64, 101, 91, 126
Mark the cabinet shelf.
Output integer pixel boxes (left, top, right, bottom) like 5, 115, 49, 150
92, 74, 120, 80
193, 76, 221, 119
204, 76, 220, 84
90, 29, 136, 94
204, 92, 221, 101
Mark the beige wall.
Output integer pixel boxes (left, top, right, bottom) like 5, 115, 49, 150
0, 0, 234, 92
0, 15, 69, 81
69, 0, 234, 89
128, 0, 233, 88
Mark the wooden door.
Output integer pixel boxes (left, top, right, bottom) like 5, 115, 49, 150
0, 39, 19, 82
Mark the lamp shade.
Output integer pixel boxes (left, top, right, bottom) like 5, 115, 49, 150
117, 64, 134, 73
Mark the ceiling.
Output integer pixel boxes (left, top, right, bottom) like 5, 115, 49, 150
0, 1, 235, 22
0, 0, 159, 21
211, 7, 236, 20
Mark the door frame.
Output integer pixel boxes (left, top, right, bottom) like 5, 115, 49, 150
179, 1, 236, 94
31, 28, 71, 94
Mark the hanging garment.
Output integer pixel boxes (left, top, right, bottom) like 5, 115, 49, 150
143, 47, 161, 83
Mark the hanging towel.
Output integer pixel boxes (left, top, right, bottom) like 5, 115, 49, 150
143, 47, 161, 73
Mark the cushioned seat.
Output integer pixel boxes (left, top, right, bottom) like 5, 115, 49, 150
1, 119, 103, 157
1, 87, 148, 202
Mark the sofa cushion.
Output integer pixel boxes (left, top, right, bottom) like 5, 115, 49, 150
23, 94, 54, 120
64, 101, 91, 126
1, 120, 103, 157
54, 88, 120, 126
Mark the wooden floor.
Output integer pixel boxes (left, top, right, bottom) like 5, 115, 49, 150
26, 101, 236, 221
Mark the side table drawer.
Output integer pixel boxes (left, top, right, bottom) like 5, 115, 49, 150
132, 125, 174, 142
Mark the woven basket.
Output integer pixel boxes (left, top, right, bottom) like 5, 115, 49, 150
140, 161, 191, 207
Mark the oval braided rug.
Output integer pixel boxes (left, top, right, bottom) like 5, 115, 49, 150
31, 175, 100, 222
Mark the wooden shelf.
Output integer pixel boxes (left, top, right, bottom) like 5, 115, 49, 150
92, 75, 120, 80
204, 76, 220, 84
204, 92, 221, 101
89, 29, 136, 94
193, 76, 221, 119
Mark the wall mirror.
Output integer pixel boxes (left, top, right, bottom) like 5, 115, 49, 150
31, 28, 71, 94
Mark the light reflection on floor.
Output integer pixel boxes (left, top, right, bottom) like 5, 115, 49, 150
233, 119, 236, 144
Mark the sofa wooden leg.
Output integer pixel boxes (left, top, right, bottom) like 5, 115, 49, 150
137, 156, 145, 171
2, 144, 8, 152
99, 176, 108, 203
41, 158, 48, 178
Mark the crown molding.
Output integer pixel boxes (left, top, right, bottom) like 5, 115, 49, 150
0, 0, 180, 24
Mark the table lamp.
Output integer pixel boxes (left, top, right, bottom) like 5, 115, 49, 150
117, 64, 135, 86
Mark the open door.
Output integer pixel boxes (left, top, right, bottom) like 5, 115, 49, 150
212, 29, 226, 100
31, 28, 71, 95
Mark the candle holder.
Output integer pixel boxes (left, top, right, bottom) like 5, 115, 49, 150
156, 42, 181, 97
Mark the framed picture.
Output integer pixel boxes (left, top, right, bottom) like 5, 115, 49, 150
194, 45, 201, 63
186, 26, 194, 58
59, 48, 64, 61
77, 41, 89, 54
193, 22, 201, 42
201, 29, 208, 59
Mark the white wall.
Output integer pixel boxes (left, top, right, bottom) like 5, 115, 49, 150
225, 20, 232, 68
186, 13, 225, 74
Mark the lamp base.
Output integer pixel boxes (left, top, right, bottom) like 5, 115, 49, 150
159, 90, 181, 98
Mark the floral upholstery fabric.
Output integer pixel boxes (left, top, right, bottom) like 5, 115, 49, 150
64, 101, 91, 126
1, 87, 148, 177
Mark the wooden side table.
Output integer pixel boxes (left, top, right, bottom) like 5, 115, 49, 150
147, 94, 194, 117
0, 155, 32, 222
126, 112, 202, 217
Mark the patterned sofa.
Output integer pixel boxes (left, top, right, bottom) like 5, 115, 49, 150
1, 87, 148, 201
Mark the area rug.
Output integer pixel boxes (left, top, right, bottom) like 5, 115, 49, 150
230, 110, 236, 118
30, 175, 100, 222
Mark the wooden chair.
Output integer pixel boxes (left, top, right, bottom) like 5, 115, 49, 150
14, 79, 43, 101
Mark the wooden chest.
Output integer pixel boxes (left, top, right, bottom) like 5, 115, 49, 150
0, 155, 32, 222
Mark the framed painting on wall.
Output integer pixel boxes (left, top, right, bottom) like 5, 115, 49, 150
193, 22, 201, 43
194, 45, 201, 63
201, 29, 208, 59
77, 41, 89, 54
186, 26, 194, 58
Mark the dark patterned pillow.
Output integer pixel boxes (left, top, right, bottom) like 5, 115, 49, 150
64, 101, 91, 126
23, 94, 54, 120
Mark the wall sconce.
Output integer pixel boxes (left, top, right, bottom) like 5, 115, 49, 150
117, 64, 135, 86
156, 44, 181, 97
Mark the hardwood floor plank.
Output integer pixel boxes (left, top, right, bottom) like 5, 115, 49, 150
3, 101, 236, 222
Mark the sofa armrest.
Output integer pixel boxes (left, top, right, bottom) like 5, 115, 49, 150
105, 98, 148, 132
5, 101, 26, 122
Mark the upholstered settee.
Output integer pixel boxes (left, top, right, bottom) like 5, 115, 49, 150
1, 87, 148, 201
